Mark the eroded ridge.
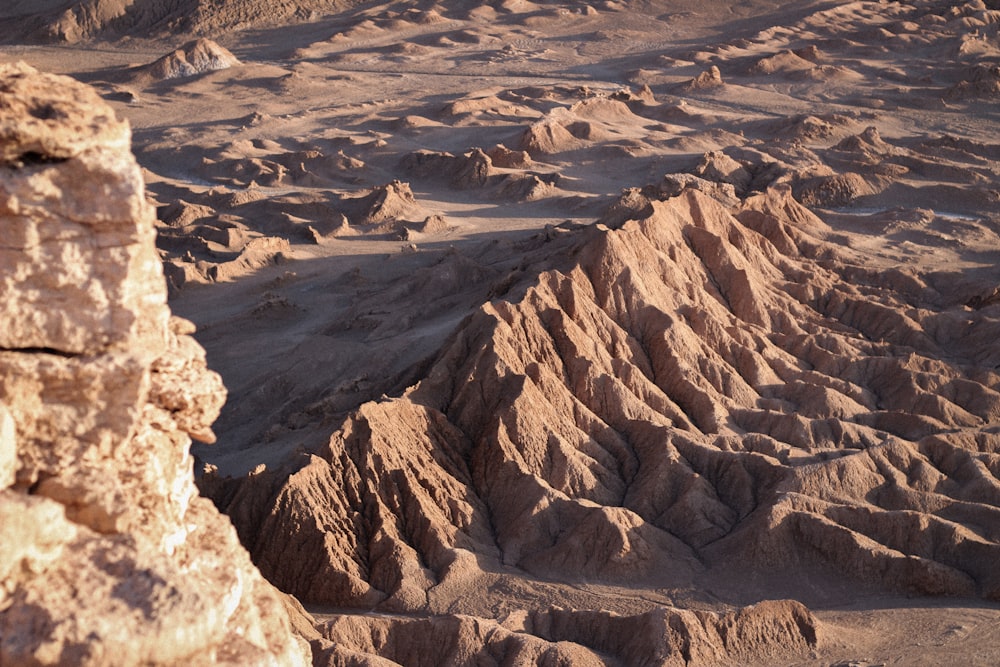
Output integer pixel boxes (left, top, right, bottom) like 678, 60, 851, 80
208, 183, 1000, 661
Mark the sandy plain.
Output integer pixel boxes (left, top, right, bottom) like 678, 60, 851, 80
4, 0, 1000, 664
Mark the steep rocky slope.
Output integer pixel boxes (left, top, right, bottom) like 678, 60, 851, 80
0, 0, 364, 42
0, 62, 310, 665
205, 181, 1000, 661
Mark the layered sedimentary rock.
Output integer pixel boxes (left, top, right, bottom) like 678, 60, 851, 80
0, 63, 309, 665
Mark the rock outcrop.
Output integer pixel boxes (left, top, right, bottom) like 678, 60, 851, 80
315, 600, 819, 666
141, 38, 241, 81
209, 180, 1000, 663
0, 62, 310, 666
685, 65, 725, 90
1, 0, 349, 43
402, 147, 560, 201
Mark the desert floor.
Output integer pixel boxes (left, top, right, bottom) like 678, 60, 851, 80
5, 0, 1000, 664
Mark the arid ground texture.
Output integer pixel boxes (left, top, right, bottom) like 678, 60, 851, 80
3, 0, 1000, 665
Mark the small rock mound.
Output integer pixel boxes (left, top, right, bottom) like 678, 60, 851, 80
144, 39, 240, 81
833, 126, 893, 158
945, 64, 1000, 99
402, 148, 559, 201
692, 150, 753, 195
488, 143, 533, 168
795, 171, 891, 207
685, 65, 725, 90
519, 118, 582, 155
343, 179, 421, 225
750, 49, 816, 75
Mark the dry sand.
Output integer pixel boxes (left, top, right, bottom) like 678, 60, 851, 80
4, 0, 1000, 664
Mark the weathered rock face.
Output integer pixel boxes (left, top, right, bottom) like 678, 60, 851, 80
0, 62, 310, 666
210, 180, 1000, 663
0, 0, 351, 43
313, 600, 819, 667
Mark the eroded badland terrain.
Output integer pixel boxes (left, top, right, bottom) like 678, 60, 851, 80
3, 0, 1000, 664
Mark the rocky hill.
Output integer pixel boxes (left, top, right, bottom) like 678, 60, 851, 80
205, 182, 1000, 661
0, 62, 310, 666
0, 0, 363, 43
